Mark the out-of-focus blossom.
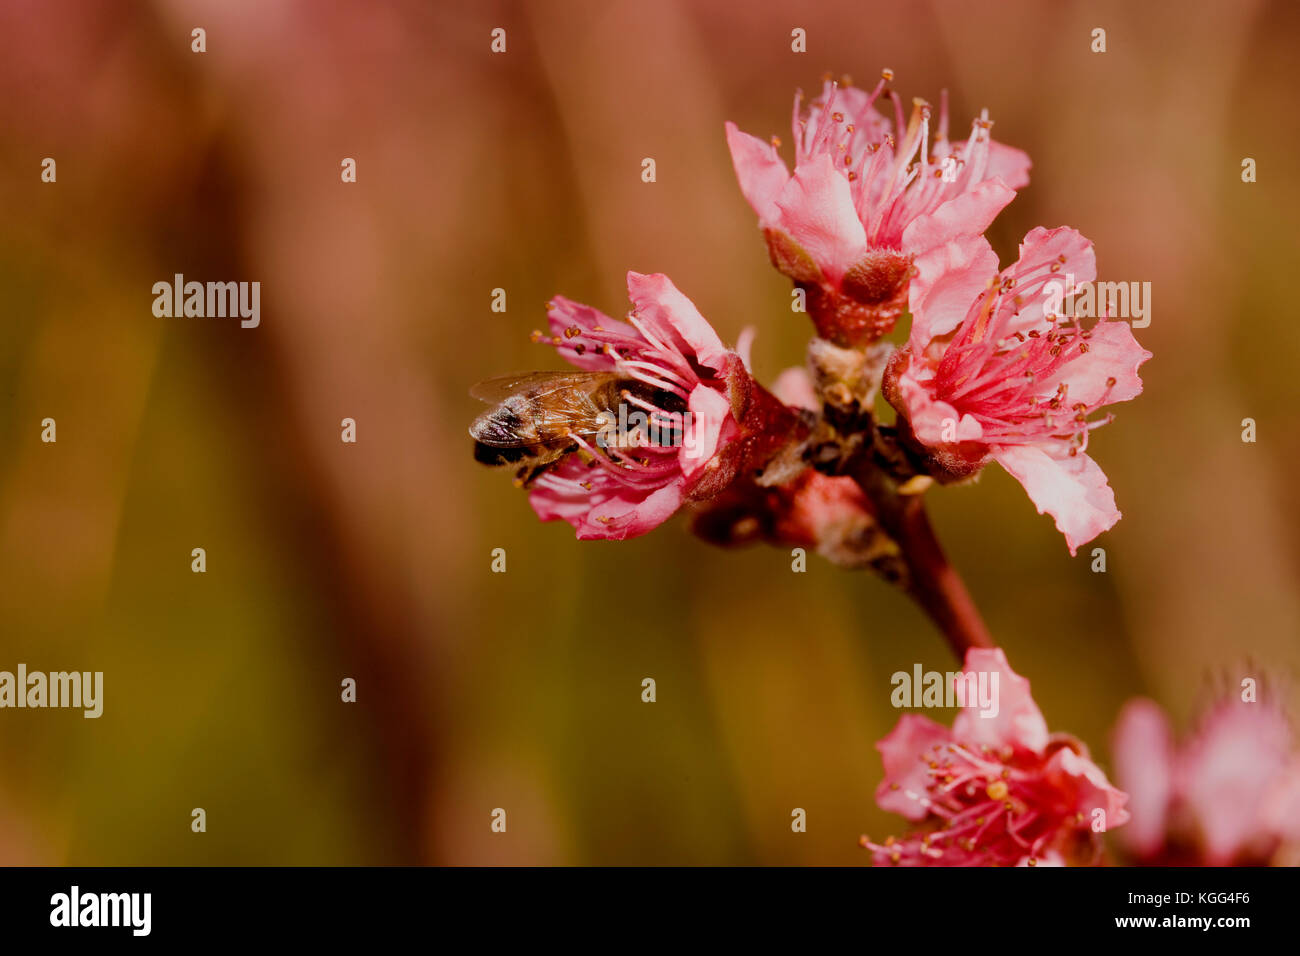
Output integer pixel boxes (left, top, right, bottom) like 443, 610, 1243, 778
862, 647, 1129, 866
726, 73, 1030, 346
1112, 696, 1300, 865
884, 227, 1151, 555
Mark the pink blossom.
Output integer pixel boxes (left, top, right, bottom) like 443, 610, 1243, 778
884, 227, 1151, 555
528, 272, 798, 540
862, 647, 1129, 866
726, 74, 1030, 345
1112, 696, 1300, 865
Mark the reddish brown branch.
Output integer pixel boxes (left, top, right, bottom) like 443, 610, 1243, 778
891, 493, 993, 656
850, 457, 992, 659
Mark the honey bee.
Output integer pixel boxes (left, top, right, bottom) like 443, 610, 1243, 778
470, 371, 687, 486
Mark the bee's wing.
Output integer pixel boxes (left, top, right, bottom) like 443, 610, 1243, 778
469, 371, 617, 447
470, 371, 606, 404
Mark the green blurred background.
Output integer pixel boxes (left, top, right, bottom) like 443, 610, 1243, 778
1, 0, 1297, 864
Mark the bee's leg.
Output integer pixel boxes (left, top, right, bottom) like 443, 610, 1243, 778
475, 441, 525, 468
514, 455, 559, 488
513, 462, 542, 488
514, 442, 578, 488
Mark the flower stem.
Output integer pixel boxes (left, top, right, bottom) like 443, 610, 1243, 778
893, 493, 993, 656
850, 459, 993, 658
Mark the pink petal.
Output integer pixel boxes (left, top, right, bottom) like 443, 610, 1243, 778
679, 384, 732, 482
894, 360, 985, 446
997, 226, 1097, 336
952, 647, 1050, 754
1110, 699, 1174, 857
908, 234, 1001, 345
1044, 746, 1131, 829
1038, 320, 1151, 407
530, 460, 685, 541
724, 121, 790, 225
1260, 760, 1300, 843
1180, 700, 1295, 864
992, 444, 1120, 556
577, 480, 685, 540
527, 459, 595, 525
769, 366, 818, 411
735, 325, 757, 372
625, 272, 730, 374
771, 152, 867, 287
1015, 226, 1097, 283
901, 178, 1016, 258
1015, 850, 1065, 866
547, 296, 631, 371
829, 84, 893, 144
874, 714, 954, 822
986, 141, 1032, 190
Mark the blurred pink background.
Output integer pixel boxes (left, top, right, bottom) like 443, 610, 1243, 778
0, 0, 1297, 864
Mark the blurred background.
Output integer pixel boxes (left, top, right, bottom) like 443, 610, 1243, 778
0, 0, 1297, 865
